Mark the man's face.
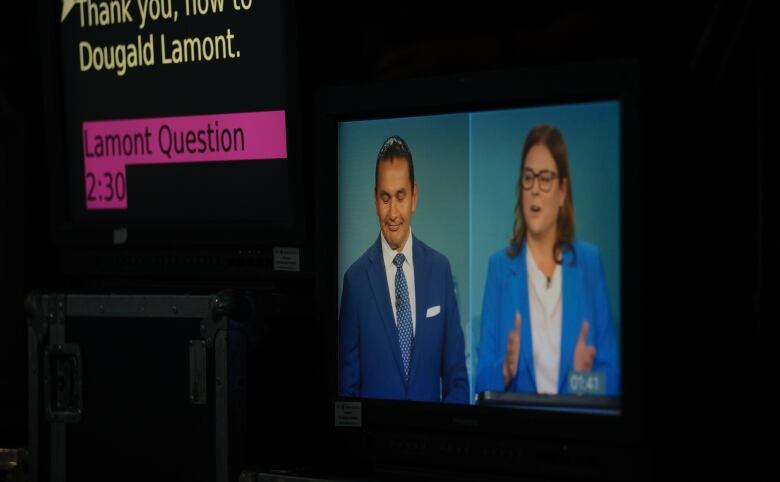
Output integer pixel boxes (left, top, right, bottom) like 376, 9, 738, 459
375, 157, 417, 251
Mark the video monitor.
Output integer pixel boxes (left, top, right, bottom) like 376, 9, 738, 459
318, 62, 641, 438
337, 100, 621, 414
39, 0, 303, 245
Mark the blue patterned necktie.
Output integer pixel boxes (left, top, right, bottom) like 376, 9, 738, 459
393, 253, 414, 382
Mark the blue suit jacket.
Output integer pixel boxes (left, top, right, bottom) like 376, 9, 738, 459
475, 241, 620, 396
339, 235, 469, 403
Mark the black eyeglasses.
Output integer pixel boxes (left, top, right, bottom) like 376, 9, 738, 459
521, 168, 558, 192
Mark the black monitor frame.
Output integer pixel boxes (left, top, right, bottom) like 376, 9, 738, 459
315, 60, 643, 465
36, 0, 306, 249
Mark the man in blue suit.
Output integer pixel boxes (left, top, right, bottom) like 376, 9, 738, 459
339, 136, 469, 403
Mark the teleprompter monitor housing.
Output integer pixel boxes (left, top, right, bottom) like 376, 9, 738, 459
36, 0, 307, 278
315, 60, 643, 478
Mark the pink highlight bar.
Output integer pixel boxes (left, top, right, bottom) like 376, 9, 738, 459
82, 110, 287, 210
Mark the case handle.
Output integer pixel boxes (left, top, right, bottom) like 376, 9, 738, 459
43, 344, 83, 423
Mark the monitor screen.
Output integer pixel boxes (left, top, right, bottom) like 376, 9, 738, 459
316, 61, 641, 478
42, 0, 303, 245
336, 100, 622, 415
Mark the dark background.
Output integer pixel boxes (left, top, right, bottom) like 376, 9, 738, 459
2, 2, 776, 480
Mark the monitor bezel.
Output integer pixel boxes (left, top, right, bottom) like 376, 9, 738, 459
315, 59, 642, 449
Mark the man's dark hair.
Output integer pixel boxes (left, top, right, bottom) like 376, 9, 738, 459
374, 135, 414, 190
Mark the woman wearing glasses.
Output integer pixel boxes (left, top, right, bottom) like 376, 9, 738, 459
475, 124, 619, 397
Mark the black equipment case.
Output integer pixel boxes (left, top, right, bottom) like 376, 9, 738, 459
26, 291, 251, 482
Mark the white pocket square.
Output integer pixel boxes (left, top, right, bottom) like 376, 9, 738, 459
426, 305, 441, 318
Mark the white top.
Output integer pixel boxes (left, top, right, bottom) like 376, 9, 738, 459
381, 230, 417, 335
526, 249, 563, 395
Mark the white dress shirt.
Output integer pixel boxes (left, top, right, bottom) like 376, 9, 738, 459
381, 230, 417, 335
526, 249, 562, 395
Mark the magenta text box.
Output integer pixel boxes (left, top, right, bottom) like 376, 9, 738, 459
82, 110, 287, 210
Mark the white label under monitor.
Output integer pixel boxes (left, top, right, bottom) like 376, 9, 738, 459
335, 401, 362, 427
273, 247, 300, 272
